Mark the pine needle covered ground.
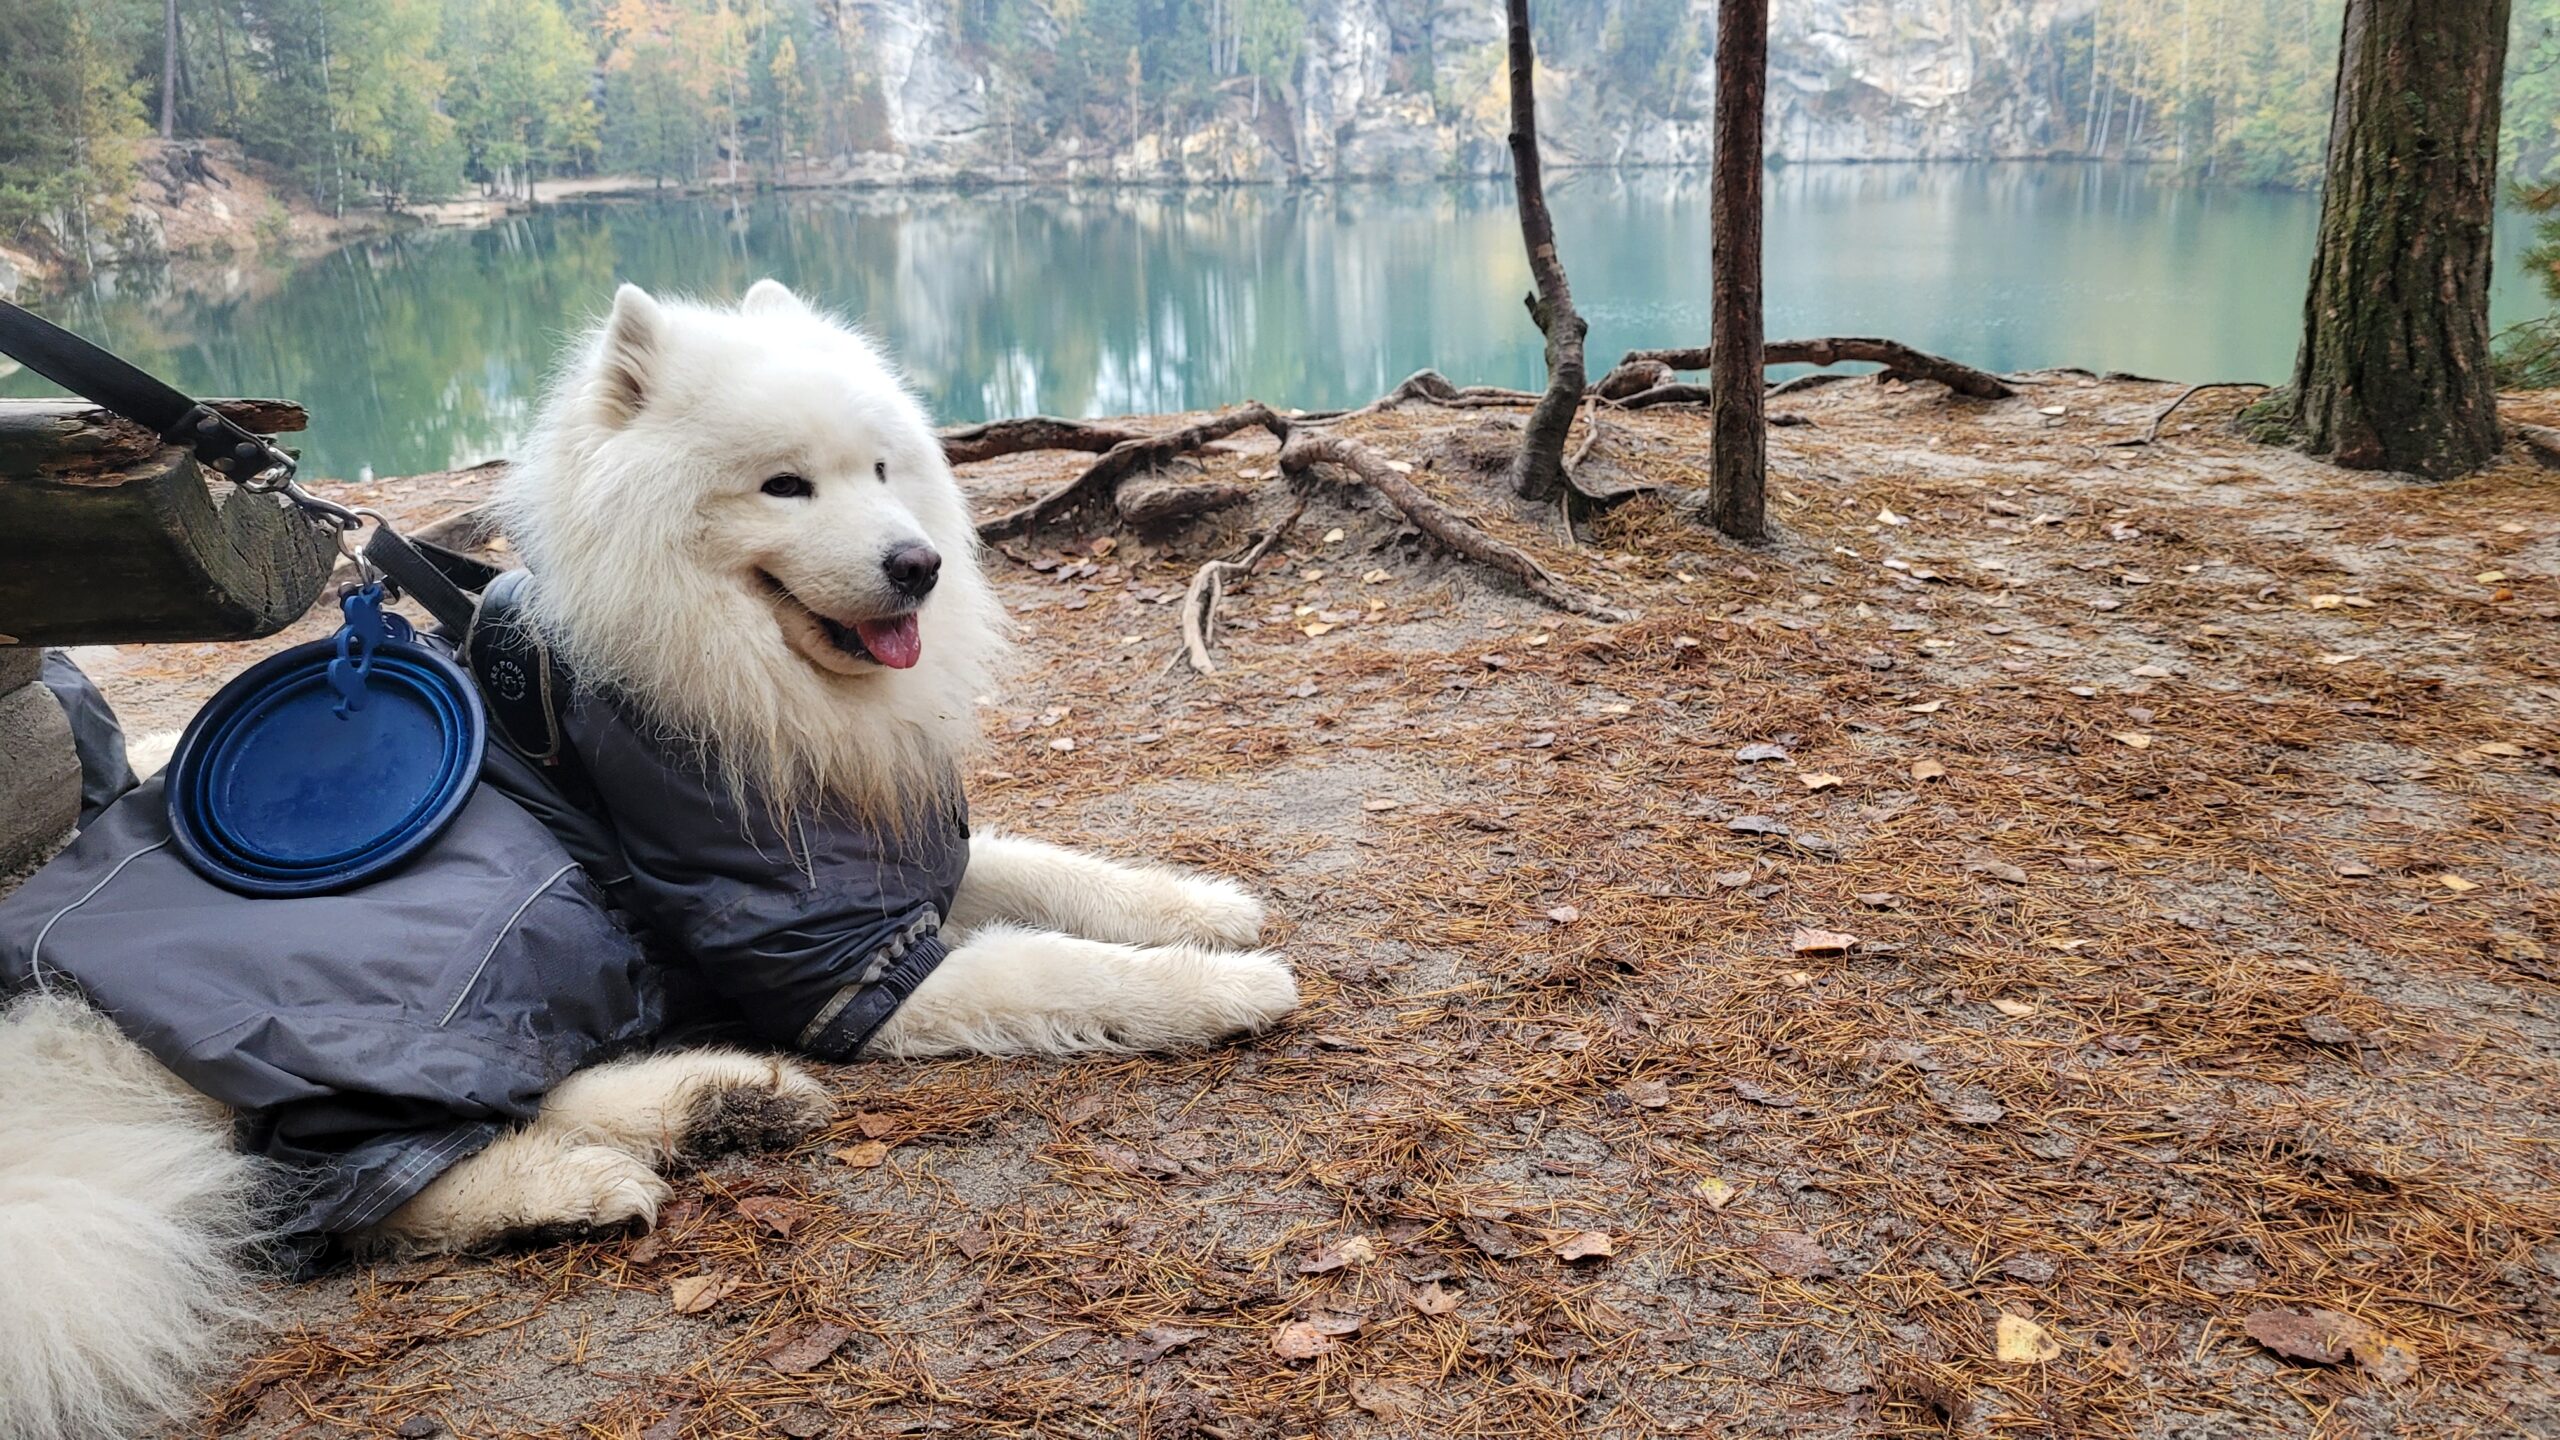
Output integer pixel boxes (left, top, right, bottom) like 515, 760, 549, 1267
75, 375, 2560, 1439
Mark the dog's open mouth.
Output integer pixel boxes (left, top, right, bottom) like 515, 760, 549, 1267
758, 573, 923, 672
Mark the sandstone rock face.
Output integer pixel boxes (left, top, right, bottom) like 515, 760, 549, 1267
837, 0, 2095, 184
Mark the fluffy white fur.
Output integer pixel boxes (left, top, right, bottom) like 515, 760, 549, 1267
2, 281, 1298, 1434
0, 993, 265, 1440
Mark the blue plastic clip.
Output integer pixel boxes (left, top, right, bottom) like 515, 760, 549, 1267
328, 583, 394, 716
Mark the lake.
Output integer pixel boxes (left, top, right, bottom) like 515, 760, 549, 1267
5, 164, 2548, 481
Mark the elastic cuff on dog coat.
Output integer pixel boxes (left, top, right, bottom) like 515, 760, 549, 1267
797, 930, 950, 1060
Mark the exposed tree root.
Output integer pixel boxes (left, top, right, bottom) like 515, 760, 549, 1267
1604, 337, 2015, 400
939, 416, 1148, 466
1277, 430, 1628, 620
1301, 369, 1542, 423
976, 405, 1283, 542
2105, 381, 2273, 447
2513, 421, 2560, 469
1179, 503, 1305, 675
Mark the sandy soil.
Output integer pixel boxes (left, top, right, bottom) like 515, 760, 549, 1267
62, 374, 2560, 1438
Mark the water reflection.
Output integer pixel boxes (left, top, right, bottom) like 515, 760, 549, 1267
3, 165, 2540, 480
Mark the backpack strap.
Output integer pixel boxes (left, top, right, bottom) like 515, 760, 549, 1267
361, 528, 600, 813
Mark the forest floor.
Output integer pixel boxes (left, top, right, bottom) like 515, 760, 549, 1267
72, 374, 2560, 1439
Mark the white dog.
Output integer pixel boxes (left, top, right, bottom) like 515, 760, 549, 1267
0, 281, 1297, 1439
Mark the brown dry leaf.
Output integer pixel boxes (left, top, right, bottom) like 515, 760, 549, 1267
1799, 772, 1844, 791
1696, 1176, 1740, 1209
1407, 1280, 1462, 1317
2309, 593, 2345, 609
1996, 1314, 2062, 1364
1911, 758, 1947, 782
2243, 1307, 2413, 1382
1456, 1217, 1524, 1259
1362, 568, 1391, 584
2332, 858, 2376, 878
1351, 1378, 1425, 1418
669, 1273, 738, 1314
1553, 1230, 1615, 1263
734, 1195, 809, 1239
1126, 1325, 1210, 1363
762, 1324, 853, 1373
2474, 740, 2528, 757
1547, 904, 1581, 923
1622, 1078, 1671, 1109
2438, 873, 2480, 893
1269, 1321, 1338, 1361
2299, 1014, 2360, 1045
1967, 858, 2029, 884
1755, 1231, 1837, 1279
1301, 621, 1337, 637
1360, 797, 1399, 812
833, 1141, 891, 1169
1908, 699, 1945, 713
851, 1112, 899, 1140
1791, 928, 1859, 955
1295, 1235, 1380, 1274
1991, 998, 2039, 1018
2112, 731, 2154, 749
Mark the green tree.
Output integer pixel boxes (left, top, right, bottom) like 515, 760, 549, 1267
439, 0, 600, 199
0, 0, 149, 255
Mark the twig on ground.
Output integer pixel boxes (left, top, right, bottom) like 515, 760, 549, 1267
1179, 503, 1306, 675
2107, 381, 2272, 447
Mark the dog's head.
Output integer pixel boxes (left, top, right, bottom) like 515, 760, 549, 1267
500, 280, 1004, 815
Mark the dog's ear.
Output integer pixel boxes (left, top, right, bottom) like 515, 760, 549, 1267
590, 283, 664, 428
741, 278, 813, 319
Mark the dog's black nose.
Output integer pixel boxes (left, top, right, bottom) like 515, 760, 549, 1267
883, 543, 942, 598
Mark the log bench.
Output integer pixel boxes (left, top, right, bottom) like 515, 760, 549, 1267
0, 397, 333, 874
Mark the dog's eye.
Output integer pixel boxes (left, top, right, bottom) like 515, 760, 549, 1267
874, 460, 888, 484
762, 474, 814, 499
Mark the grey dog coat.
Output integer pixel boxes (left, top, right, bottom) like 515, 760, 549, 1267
0, 643, 965, 1257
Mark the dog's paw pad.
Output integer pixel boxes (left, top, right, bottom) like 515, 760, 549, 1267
503, 1145, 668, 1247
677, 1064, 835, 1157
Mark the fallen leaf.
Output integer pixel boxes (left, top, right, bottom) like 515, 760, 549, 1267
833, 1141, 890, 1169
1799, 772, 1844, 791
1696, 1176, 1740, 1210
1546, 904, 1581, 924
762, 1324, 852, 1373
1727, 815, 1792, 837
2061, 856, 2116, 873
1361, 797, 1400, 812
2308, 594, 2345, 610
1302, 621, 1336, 637
2473, 741, 2528, 758
1991, 998, 2039, 1018
2243, 1307, 2413, 1382
1736, 742, 1792, 763
1553, 1230, 1614, 1263
1047, 736, 1076, 752
1407, 1280, 1462, 1316
2438, 873, 2479, 893
1126, 1325, 1209, 1363
851, 1112, 899, 1140
1270, 1321, 1339, 1361
670, 1273, 739, 1314
1967, 859, 2029, 885
1911, 759, 1947, 782
1908, 699, 1945, 713
1755, 1231, 1837, 1279
1622, 1078, 1671, 1109
1362, 568, 1391, 584
734, 1195, 810, 1238
1791, 928, 1859, 955
2112, 732, 2154, 749
2038, 404, 2068, 416
1878, 506, 1910, 526
1296, 1235, 1380, 1274
1456, 1217, 1524, 1259
1996, 1314, 2062, 1364
2299, 1014, 2360, 1046
2332, 858, 2375, 879
1322, 527, 1345, 543
1730, 1078, 1801, 1107
1351, 1377, 1425, 1418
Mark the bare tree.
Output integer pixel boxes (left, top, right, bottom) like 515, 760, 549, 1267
160, 0, 181, 140
1708, 0, 1769, 539
2253, 0, 2510, 479
1503, 0, 1586, 503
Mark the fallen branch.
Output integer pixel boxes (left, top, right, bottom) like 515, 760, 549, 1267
1301, 369, 1542, 423
1605, 338, 2015, 400
939, 416, 1148, 466
1277, 430, 1628, 620
2514, 421, 2560, 469
1609, 383, 1717, 410
977, 405, 1282, 542
2105, 381, 2272, 447
1180, 503, 1306, 674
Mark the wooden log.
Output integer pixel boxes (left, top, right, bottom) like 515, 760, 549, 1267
0, 399, 335, 646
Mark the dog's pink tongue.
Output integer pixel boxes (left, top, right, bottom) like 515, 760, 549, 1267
855, 615, 923, 669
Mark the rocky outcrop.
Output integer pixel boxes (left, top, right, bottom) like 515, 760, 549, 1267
834, 0, 2100, 185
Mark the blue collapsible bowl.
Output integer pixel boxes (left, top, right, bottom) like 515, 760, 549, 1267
165, 634, 485, 897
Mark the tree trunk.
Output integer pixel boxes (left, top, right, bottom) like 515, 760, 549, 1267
160, 0, 180, 139
2271, 0, 2508, 479
1708, 0, 1769, 540
1503, 0, 1586, 503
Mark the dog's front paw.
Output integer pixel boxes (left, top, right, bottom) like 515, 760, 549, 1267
676, 1061, 835, 1159
1158, 872, 1267, 948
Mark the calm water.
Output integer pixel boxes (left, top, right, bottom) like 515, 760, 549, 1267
5, 164, 2547, 480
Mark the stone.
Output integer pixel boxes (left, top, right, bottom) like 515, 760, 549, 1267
0, 673, 79, 876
